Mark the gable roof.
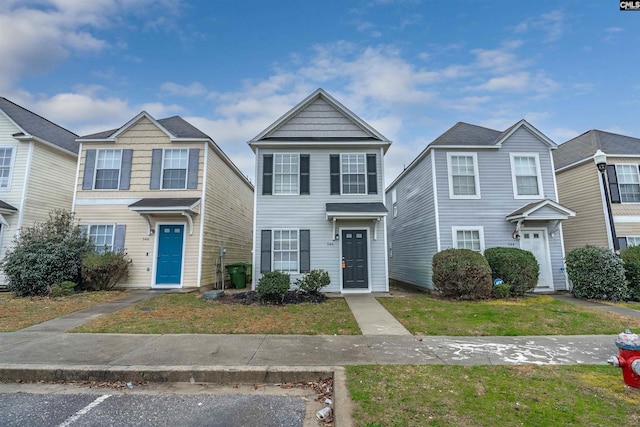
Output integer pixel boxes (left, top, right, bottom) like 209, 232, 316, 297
554, 129, 640, 171
386, 119, 555, 191
505, 199, 576, 222
249, 88, 391, 152
0, 97, 78, 154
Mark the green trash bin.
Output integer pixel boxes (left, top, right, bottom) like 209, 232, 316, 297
225, 262, 246, 289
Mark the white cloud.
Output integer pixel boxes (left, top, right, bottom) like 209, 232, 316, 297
513, 9, 565, 42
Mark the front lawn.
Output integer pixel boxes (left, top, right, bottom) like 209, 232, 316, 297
378, 295, 640, 336
0, 291, 128, 332
347, 364, 640, 427
73, 293, 361, 334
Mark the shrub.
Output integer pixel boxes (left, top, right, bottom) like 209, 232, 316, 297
49, 281, 76, 297
80, 251, 131, 291
565, 246, 628, 302
620, 246, 640, 301
257, 271, 291, 303
2, 210, 94, 297
484, 247, 540, 296
492, 283, 511, 299
432, 248, 492, 300
295, 269, 330, 294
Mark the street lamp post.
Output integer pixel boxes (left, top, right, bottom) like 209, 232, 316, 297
594, 149, 619, 251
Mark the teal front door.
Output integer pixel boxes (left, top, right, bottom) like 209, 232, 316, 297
156, 224, 184, 285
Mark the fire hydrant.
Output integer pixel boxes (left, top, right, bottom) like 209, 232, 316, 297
608, 329, 640, 388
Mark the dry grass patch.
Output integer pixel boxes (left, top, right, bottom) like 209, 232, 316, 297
347, 364, 640, 427
0, 291, 128, 332
378, 295, 640, 336
73, 293, 361, 335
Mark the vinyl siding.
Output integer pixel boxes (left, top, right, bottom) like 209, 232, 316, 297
200, 144, 254, 287
386, 151, 437, 290
74, 205, 201, 288
253, 147, 387, 292
556, 161, 609, 251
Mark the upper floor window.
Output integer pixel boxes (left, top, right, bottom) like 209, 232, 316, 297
615, 164, 640, 203
273, 229, 298, 273
329, 153, 377, 195
95, 149, 122, 190
452, 226, 484, 252
88, 224, 114, 253
447, 152, 480, 199
0, 147, 14, 189
510, 153, 543, 198
342, 154, 366, 194
162, 149, 188, 189
391, 188, 398, 217
274, 154, 299, 195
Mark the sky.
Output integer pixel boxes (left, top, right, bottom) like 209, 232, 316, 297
1, 0, 639, 186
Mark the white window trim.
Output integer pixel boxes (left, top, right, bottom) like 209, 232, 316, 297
272, 228, 300, 274
340, 153, 367, 195
0, 146, 15, 192
451, 226, 485, 252
161, 148, 189, 190
391, 188, 398, 218
88, 223, 116, 252
509, 152, 544, 199
273, 153, 300, 196
93, 149, 122, 191
446, 152, 481, 200
614, 164, 640, 204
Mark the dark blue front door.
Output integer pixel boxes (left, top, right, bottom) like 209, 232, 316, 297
342, 229, 368, 289
156, 224, 184, 285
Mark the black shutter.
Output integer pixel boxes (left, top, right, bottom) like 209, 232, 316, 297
300, 229, 310, 273
300, 154, 310, 195
150, 149, 162, 190
606, 165, 620, 203
82, 149, 96, 190
262, 155, 273, 195
119, 149, 133, 190
618, 237, 628, 251
187, 148, 200, 189
367, 153, 377, 194
260, 230, 272, 273
114, 224, 126, 252
330, 154, 340, 195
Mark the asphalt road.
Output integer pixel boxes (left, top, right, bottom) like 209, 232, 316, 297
0, 383, 319, 427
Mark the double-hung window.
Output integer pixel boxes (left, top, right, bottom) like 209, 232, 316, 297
342, 154, 366, 194
391, 188, 398, 217
447, 152, 480, 199
615, 164, 640, 202
452, 227, 484, 252
88, 224, 114, 253
162, 149, 188, 189
510, 153, 543, 198
274, 154, 299, 195
95, 149, 122, 190
0, 147, 13, 189
273, 229, 298, 273
627, 236, 640, 247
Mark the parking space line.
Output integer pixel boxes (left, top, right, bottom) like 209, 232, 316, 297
57, 394, 111, 427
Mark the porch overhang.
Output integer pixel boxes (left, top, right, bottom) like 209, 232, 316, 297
0, 199, 18, 226
326, 202, 388, 240
128, 197, 201, 235
505, 199, 576, 237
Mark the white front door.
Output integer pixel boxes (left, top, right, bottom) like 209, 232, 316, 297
520, 228, 554, 291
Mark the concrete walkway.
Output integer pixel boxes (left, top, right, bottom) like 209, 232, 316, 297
344, 294, 411, 335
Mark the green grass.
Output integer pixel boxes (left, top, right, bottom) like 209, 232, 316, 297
378, 295, 640, 335
0, 291, 128, 332
73, 293, 361, 334
617, 301, 640, 311
347, 365, 640, 427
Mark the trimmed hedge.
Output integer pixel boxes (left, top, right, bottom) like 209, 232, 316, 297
484, 247, 540, 296
620, 245, 640, 301
432, 248, 492, 300
295, 269, 330, 294
256, 271, 291, 303
565, 246, 628, 302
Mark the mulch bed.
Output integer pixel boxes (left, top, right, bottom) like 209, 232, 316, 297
215, 290, 327, 305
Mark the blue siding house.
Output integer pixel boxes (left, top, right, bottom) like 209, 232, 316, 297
386, 120, 575, 292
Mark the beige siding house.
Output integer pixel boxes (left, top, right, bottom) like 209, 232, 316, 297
554, 130, 640, 253
73, 112, 253, 289
0, 97, 78, 287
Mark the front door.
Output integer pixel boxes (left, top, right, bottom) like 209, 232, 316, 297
342, 229, 368, 290
156, 224, 184, 286
520, 228, 553, 291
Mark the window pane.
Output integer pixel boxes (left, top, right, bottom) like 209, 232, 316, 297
628, 237, 640, 247
450, 155, 476, 196
95, 150, 121, 189
0, 148, 12, 188
162, 149, 188, 189
617, 165, 640, 202
273, 154, 299, 194
456, 230, 481, 252
341, 154, 366, 194
513, 156, 539, 196
273, 229, 298, 272
516, 176, 539, 195
89, 224, 114, 253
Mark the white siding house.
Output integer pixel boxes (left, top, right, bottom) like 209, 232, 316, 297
250, 89, 391, 293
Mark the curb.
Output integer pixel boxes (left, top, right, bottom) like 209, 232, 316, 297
0, 364, 353, 425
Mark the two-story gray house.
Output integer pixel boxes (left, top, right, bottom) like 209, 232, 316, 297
386, 120, 575, 292
249, 89, 391, 293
